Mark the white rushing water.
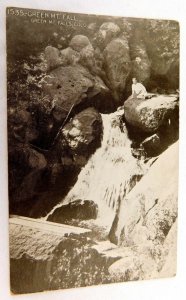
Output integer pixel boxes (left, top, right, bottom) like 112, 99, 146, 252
46, 111, 149, 227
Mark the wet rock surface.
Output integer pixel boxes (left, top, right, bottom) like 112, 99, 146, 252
47, 200, 98, 223
141, 133, 161, 156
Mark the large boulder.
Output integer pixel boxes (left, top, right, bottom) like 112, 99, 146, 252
45, 46, 62, 70
124, 95, 179, 133
69, 35, 91, 52
9, 216, 97, 294
109, 141, 178, 246
103, 37, 131, 102
61, 37, 101, 76
68, 35, 98, 74
41, 64, 112, 119
79, 44, 96, 73
96, 22, 121, 49
10, 216, 113, 294
62, 107, 103, 157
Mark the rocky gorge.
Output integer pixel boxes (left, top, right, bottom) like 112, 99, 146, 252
7, 12, 179, 294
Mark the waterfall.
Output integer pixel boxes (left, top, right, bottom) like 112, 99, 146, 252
46, 111, 149, 227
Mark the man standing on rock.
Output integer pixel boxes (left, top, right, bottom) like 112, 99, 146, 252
131, 77, 147, 100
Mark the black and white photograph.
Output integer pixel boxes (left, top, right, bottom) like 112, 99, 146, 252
6, 5, 179, 296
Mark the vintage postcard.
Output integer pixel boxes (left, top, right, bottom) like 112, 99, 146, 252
7, 6, 179, 294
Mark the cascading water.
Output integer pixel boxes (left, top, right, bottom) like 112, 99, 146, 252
46, 111, 149, 228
